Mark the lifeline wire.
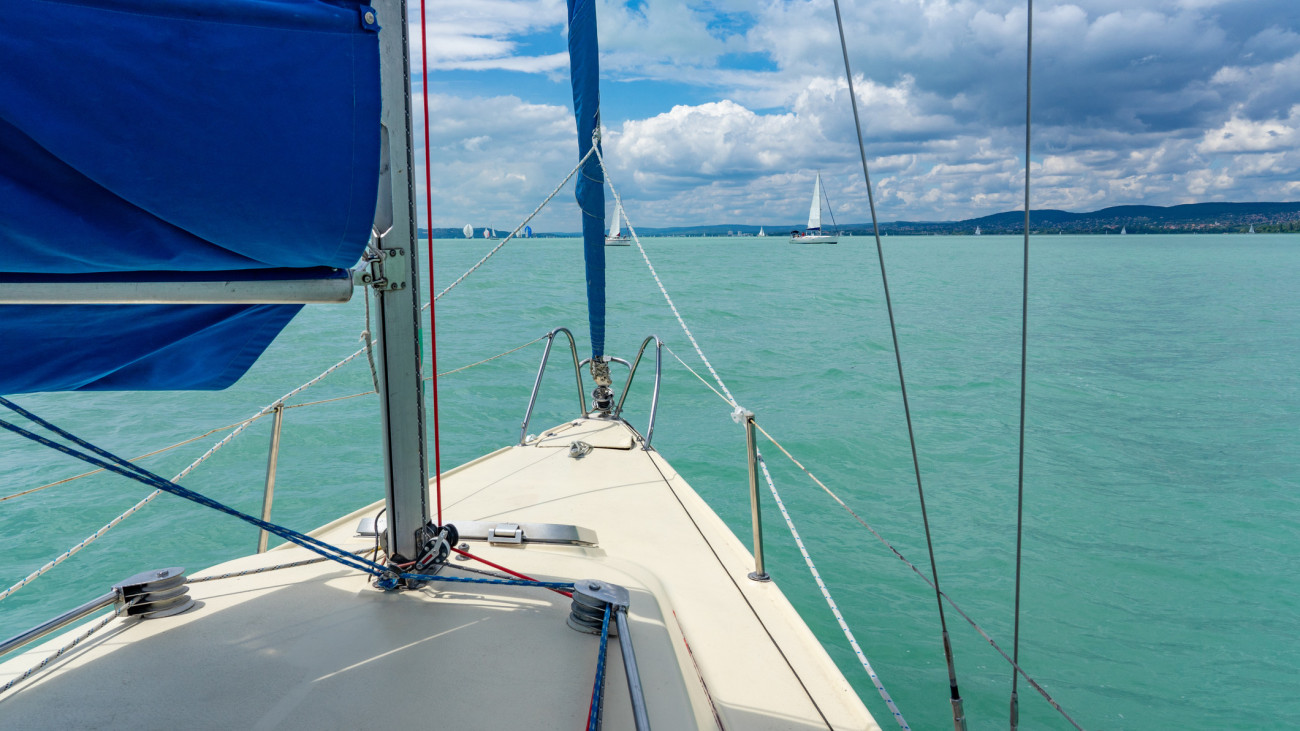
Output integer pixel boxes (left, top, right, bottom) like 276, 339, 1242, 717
0, 399, 580, 597
830, 0, 967, 724
667, 344, 1084, 729
0, 343, 371, 604
756, 454, 910, 730
1011, 2, 1034, 728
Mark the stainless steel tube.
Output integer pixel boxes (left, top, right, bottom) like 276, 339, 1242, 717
644, 341, 662, 449
0, 591, 117, 658
614, 607, 651, 731
520, 332, 558, 444
257, 403, 285, 553
745, 414, 769, 581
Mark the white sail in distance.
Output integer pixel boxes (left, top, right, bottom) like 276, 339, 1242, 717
807, 173, 823, 230
610, 203, 622, 238
462, 224, 473, 238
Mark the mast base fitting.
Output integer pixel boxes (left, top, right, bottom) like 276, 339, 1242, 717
377, 522, 459, 591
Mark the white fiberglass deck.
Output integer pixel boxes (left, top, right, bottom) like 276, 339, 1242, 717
0, 418, 878, 730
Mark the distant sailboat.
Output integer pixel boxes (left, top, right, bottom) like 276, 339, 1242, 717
1120, 226, 1127, 235
524, 225, 533, 238
1248, 224, 1256, 234
757, 227, 766, 237
789, 172, 838, 244
605, 201, 630, 246
974, 225, 981, 236
462, 224, 473, 239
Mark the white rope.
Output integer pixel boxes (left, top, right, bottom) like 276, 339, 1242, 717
426, 145, 596, 307
756, 452, 910, 729
593, 148, 740, 408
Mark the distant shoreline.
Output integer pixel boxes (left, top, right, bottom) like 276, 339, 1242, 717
427, 201, 1300, 238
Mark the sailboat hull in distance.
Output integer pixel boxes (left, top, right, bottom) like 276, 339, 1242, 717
789, 233, 837, 244
790, 172, 838, 243
606, 201, 630, 245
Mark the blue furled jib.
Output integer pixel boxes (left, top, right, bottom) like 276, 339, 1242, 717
567, 0, 606, 360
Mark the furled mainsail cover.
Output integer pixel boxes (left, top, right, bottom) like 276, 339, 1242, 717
0, 0, 381, 392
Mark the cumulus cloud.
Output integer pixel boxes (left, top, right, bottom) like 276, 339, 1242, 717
412, 0, 1300, 227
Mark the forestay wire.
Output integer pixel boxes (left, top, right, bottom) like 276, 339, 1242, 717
1011, 1, 1035, 728
591, 147, 738, 410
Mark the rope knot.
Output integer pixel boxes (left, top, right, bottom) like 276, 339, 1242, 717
730, 405, 753, 424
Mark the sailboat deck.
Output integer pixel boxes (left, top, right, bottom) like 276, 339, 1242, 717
0, 418, 878, 730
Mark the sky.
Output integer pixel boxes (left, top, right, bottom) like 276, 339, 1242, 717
410, 0, 1300, 230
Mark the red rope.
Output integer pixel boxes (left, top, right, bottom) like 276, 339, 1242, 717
450, 547, 574, 598
417, 0, 442, 523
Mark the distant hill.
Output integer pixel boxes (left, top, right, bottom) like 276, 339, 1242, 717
424, 202, 1300, 238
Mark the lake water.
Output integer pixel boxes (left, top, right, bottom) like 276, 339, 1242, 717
2, 233, 1297, 729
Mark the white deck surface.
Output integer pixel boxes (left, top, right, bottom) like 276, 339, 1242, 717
0, 418, 879, 730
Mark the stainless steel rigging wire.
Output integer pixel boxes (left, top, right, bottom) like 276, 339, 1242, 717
1011, 1, 1034, 729
828, 2, 967, 728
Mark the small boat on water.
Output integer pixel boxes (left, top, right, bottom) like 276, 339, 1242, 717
974, 225, 982, 236
757, 226, 766, 237
789, 172, 838, 244
605, 201, 629, 246
462, 223, 473, 238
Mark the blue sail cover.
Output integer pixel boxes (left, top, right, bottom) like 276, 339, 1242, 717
567, 0, 606, 359
0, 0, 381, 392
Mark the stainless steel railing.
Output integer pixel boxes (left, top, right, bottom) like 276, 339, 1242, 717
615, 336, 664, 450
519, 328, 586, 445
522, 331, 665, 450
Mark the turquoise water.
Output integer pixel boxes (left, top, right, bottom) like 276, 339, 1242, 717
2, 234, 1297, 729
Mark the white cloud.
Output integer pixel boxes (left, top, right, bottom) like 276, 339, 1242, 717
1198, 106, 1300, 154
409, 0, 1300, 227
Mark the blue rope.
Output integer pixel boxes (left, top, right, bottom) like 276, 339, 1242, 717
0, 398, 576, 593
587, 603, 612, 731
0, 408, 384, 576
